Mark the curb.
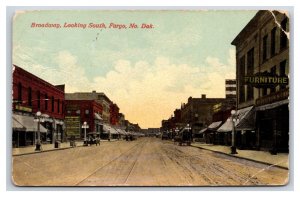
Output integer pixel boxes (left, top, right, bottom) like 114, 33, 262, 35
12, 140, 121, 157
190, 144, 289, 170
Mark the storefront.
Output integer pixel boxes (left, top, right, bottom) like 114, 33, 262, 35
255, 99, 289, 154
12, 113, 47, 147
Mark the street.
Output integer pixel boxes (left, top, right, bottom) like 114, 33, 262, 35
12, 137, 288, 186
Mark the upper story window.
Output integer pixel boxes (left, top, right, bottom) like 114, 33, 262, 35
263, 35, 268, 61
271, 27, 276, 56
270, 66, 276, 93
239, 56, 245, 103
28, 87, 32, 106
37, 91, 40, 109
18, 82, 22, 102
280, 18, 288, 50
57, 99, 60, 113
51, 96, 55, 112
246, 48, 254, 101
45, 94, 48, 110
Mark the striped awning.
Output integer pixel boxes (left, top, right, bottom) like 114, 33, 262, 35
13, 114, 47, 133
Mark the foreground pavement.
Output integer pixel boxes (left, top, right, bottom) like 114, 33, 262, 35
191, 142, 289, 169
12, 137, 288, 186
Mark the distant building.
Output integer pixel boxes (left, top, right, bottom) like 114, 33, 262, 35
64, 100, 103, 139
180, 94, 225, 133
110, 103, 119, 126
65, 91, 112, 123
231, 10, 289, 153
12, 65, 65, 147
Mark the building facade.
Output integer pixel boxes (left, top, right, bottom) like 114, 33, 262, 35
180, 95, 225, 133
110, 103, 120, 126
64, 100, 103, 139
65, 91, 112, 123
231, 10, 289, 153
12, 65, 65, 147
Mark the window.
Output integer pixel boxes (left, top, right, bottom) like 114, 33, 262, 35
51, 96, 54, 112
45, 94, 48, 110
18, 82, 22, 102
280, 60, 287, 90
271, 27, 276, 56
37, 91, 40, 109
246, 48, 254, 101
270, 66, 276, 93
57, 99, 60, 113
263, 35, 268, 61
239, 56, 245, 103
28, 87, 32, 106
262, 88, 268, 96
280, 18, 288, 50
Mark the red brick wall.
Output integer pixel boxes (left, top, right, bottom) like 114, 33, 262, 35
12, 65, 65, 119
65, 100, 103, 133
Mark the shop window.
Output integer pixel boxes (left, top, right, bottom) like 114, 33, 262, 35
280, 18, 288, 50
271, 27, 276, 56
28, 87, 32, 106
262, 88, 268, 96
263, 35, 268, 61
18, 82, 22, 102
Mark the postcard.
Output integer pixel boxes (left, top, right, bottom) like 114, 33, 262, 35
11, 9, 290, 186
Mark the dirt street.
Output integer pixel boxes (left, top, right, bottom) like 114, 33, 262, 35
12, 137, 288, 186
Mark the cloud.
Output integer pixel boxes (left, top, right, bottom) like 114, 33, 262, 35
91, 49, 235, 128
13, 48, 235, 128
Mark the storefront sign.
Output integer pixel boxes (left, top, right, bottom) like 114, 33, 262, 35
65, 116, 81, 136
256, 88, 289, 106
213, 103, 222, 113
243, 72, 288, 88
15, 105, 32, 112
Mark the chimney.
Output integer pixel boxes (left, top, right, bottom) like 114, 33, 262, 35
201, 94, 206, 99
92, 90, 96, 93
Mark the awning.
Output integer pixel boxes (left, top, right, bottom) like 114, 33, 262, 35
235, 106, 255, 131
199, 127, 208, 134
255, 99, 289, 111
94, 113, 103, 120
217, 118, 233, 132
103, 124, 118, 134
13, 114, 47, 133
208, 121, 223, 129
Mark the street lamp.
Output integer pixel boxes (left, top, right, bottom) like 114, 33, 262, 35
186, 124, 192, 142
82, 121, 89, 146
231, 110, 238, 154
34, 111, 44, 151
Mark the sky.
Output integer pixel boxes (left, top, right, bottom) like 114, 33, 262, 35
13, 10, 257, 128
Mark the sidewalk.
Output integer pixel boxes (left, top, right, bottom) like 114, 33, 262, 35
191, 142, 289, 169
12, 139, 119, 156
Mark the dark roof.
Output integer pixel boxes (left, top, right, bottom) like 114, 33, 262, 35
231, 10, 263, 46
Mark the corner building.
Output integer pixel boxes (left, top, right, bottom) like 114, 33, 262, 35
231, 10, 289, 153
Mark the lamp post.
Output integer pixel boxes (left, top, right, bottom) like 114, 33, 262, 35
34, 111, 43, 151
82, 121, 89, 146
186, 124, 192, 143
231, 110, 238, 154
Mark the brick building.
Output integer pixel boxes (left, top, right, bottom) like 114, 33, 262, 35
181, 95, 225, 134
12, 65, 65, 147
231, 10, 289, 153
110, 103, 120, 126
64, 100, 103, 139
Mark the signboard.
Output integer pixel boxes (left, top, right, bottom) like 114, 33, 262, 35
15, 105, 32, 112
65, 116, 81, 136
256, 88, 289, 106
243, 72, 288, 88
213, 103, 222, 113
